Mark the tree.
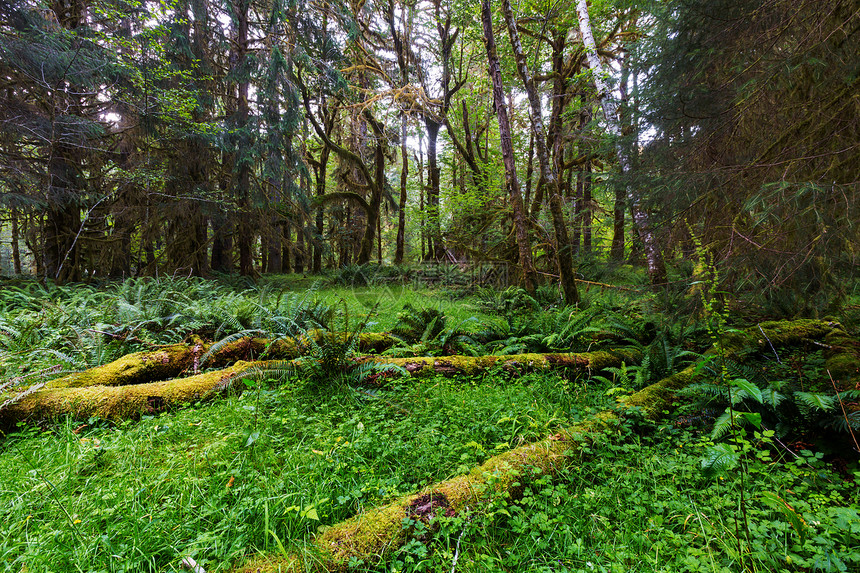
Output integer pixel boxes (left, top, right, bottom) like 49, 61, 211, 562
502, 0, 580, 304
638, 0, 860, 309
576, 0, 666, 285
480, 0, 538, 294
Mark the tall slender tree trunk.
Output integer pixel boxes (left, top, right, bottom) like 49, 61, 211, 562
282, 220, 292, 272
395, 111, 409, 264
11, 208, 22, 274
266, 220, 282, 273
524, 131, 535, 208
576, 0, 665, 283
232, 0, 254, 277
501, 0, 578, 304
314, 145, 330, 273
424, 118, 444, 261
481, 0, 537, 294
417, 130, 426, 261
611, 54, 633, 261
294, 226, 305, 273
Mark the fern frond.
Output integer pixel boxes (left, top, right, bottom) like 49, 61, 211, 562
201, 330, 265, 364
710, 409, 735, 440
701, 442, 739, 477
795, 392, 836, 413
761, 388, 786, 409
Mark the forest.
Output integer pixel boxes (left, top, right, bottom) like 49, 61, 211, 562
1, 0, 859, 572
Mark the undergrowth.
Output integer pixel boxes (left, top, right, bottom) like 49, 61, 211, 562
0, 371, 601, 572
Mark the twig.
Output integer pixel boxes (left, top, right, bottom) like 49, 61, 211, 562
450, 511, 469, 573
0, 381, 46, 412
759, 325, 781, 364
85, 329, 147, 345
762, 424, 801, 461
828, 369, 860, 453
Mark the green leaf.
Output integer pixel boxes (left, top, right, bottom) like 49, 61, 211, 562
701, 443, 739, 477
738, 411, 762, 429
761, 491, 808, 544
245, 431, 260, 447
710, 410, 734, 440
301, 506, 319, 520
731, 378, 762, 404
795, 392, 836, 412
762, 388, 786, 409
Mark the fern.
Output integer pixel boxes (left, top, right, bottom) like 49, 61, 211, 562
710, 410, 735, 440
794, 392, 836, 413
700, 442, 739, 477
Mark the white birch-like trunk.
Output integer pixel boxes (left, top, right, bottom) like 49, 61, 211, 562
576, 0, 666, 284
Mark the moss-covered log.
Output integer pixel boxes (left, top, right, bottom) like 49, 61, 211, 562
358, 349, 640, 378
2, 362, 252, 424
230, 382, 672, 572
227, 318, 850, 572
0, 349, 637, 427
45, 332, 400, 390
48, 341, 203, 390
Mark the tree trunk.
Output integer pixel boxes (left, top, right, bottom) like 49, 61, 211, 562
501, 0, 578, 304
11, 207, 22, 274
282, 220, 292, 272
395, 111, 409, 264
45, 153, 81, 284
417, 133, 426, 261
480, 0, 537, 294
266, 220, 282, 273
576, 0, 665, 283
424, 118, 444, 261
231, 0, 254, 277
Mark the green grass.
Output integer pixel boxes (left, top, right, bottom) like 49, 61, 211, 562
0, 370, 606, 572
385, 424, 860, 573
1, 275, 858, 573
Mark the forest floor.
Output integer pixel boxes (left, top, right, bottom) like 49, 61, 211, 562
0, 271, 858, 572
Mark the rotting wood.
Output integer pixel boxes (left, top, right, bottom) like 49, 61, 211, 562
0, 349, 638, 426
43, 332, 400, 390
1, 320, 848, 430
227, 319, 853, 572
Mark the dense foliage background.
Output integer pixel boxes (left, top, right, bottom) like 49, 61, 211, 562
1, 0, 857, 315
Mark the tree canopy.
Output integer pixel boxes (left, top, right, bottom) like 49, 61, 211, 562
1, 0, 857, 313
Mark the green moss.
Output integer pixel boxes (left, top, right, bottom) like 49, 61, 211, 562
362, 350, 634, 379
756, 319, 837, 345
357, 332, 398, 353
620, 367, 697, 417
317, 494, 419, 569
2, 362, 250, 425
48, 343, 197, 390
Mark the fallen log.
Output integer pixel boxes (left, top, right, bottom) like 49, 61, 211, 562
358, 349, 640, 377
0, 349, 638, 426
43, 332, 400, 390
227, 318, 854, 572
2, 362, 253, 424
1, 319, 849, 429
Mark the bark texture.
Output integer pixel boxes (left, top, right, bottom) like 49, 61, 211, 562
575, 0, 666, 284
480, 0, 538, 293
